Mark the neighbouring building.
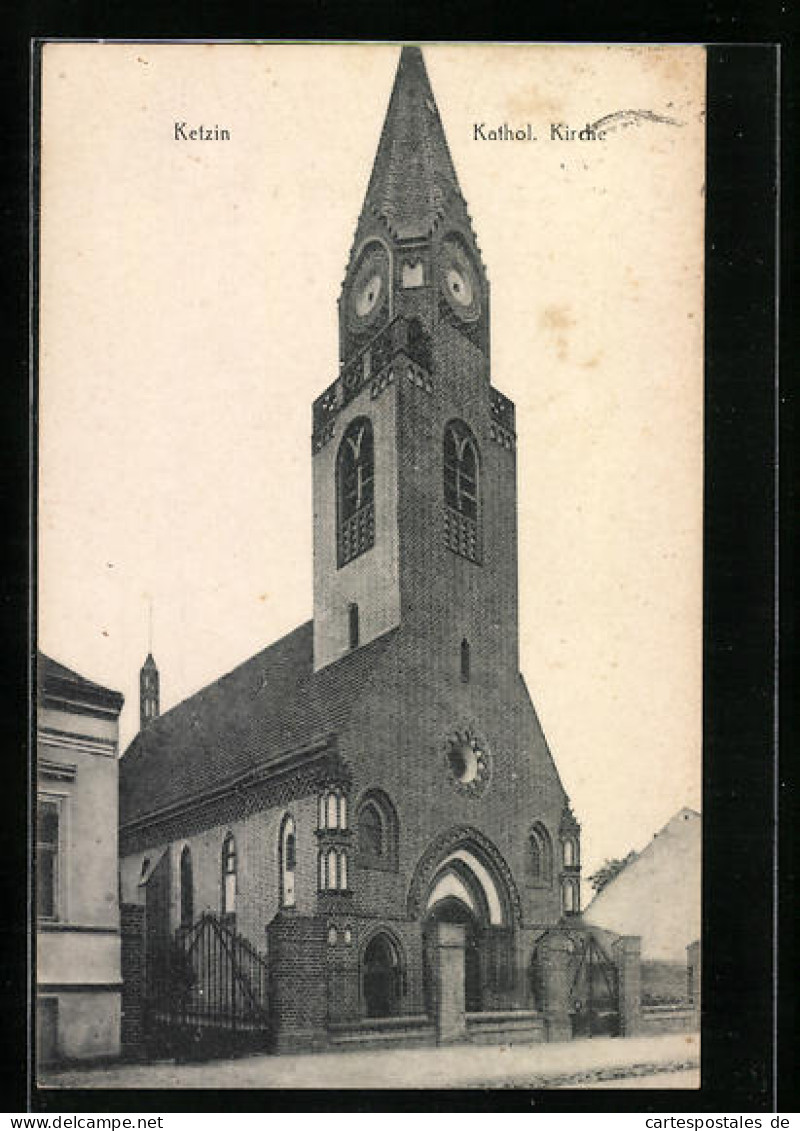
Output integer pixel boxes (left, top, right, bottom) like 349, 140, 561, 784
118, 45, 590, 1053
583, 808, 701, 1004
36, 654, 125, 1064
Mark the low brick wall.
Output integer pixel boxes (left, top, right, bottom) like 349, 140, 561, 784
466, 1009, 545, 1046
640, 1005, 697, 1034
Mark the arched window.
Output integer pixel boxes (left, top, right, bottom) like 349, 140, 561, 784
337, 417, 375, 567
527, 823, 553, 886
179, 845, 193, 928
326, 847, 338, 890
318, 850, 326, 891
349, 603, 360, 649
221, 833, 237, 918
319, 788, 347, 831
359, 802, 383, 858
443, 420, 481, 563
562, 837, 578, 868
280, 814, 296, 908
562, 878, 579, 915
339, 850, 348, 890
460, 638, 470, 683
356, 790, 399, 871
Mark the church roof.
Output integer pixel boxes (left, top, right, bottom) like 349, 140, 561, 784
362, 45, 464, 240
119, 621, 397, 829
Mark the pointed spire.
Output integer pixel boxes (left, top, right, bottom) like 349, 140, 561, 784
363, 45, 464, 240
139, 651, 160, 731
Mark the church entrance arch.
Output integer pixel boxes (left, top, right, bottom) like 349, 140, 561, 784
411, 829, 520, 1018
362, 932, 403, 1018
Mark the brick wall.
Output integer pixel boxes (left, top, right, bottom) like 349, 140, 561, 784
120, 903, 145, 1059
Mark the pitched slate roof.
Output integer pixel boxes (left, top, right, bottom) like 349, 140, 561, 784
119, 621, 397, 828
362, 45, 464, 240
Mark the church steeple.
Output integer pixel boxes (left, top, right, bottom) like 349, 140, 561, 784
314, 46, 514, 674
339, 44, 489, 368
361, 45, 463, 241
139, 653, 159, 730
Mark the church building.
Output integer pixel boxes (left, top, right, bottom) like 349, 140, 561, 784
119, 45, 583, 1052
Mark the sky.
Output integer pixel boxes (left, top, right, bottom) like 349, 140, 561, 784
38, 42, 706, 887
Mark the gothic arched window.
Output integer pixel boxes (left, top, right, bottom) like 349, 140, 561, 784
319, 788, 347, 831
527, 823, 553, 886
443, 420, 481, 563
221, 833, 237, 919
359, 803, 383, 858
357, 790, 399, 871
280, 814, 296, 908
562, 837, 578, 868
337, 417, 375, 567
179, 845, 193, 929
562, 877, 579, 915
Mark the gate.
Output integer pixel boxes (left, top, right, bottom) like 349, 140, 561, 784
145, 912, 272, 1058
567, 933, 619, 1038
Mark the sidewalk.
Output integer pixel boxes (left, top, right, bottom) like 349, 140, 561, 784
41, 1032, 699, 1090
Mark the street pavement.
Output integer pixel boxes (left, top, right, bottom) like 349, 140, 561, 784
41, 1032, 699, 1091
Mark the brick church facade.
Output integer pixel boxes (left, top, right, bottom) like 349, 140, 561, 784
119, 46, 583, 1051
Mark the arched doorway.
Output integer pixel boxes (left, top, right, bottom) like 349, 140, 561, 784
423, 897, 482, 1013
409, 830, 521, 1020
362, 933, 402, 1018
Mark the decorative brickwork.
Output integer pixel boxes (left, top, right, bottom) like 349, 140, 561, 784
406, 826, 523, 925
443, 507, 481, 564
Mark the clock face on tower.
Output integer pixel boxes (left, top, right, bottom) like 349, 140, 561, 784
349, 244, 390, 329
439, 237, 481, 322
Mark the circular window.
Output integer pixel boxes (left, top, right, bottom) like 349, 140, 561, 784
448, 737, 479, 783
443, 727, 491, 797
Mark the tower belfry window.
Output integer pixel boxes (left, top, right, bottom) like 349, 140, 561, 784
443, 421, 482, 563
337, 418, 375, 567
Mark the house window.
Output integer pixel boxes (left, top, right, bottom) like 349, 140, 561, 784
460, 638, 470, 683
443, 420, 481, 563
356, 790, 399, 871
37, 798, 61, 921
527, 823, 553, 886
349, 603, 360, 650
179, 845, 193, 928
280, 814, 296, 908
337, 417, 375, 567
221, 833, 237, 918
